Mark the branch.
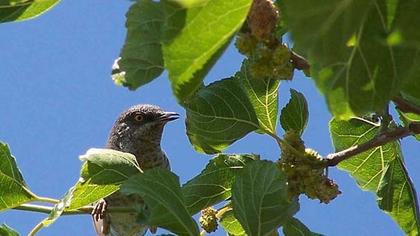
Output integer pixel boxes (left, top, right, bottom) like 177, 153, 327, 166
392, 96, 420, 115
290, 51, 310, 71
326, 122, 420, 166
13, 203, 136, 215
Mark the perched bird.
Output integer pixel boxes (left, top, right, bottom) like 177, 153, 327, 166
91, 104, 179, 236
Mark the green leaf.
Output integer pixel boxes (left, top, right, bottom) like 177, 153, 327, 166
0, 142, 37, 211
162, 0, 252, 102
168, 0, 209, 8
67, 148, 141, 209
283, 0, 420, 119
112, 0, 164, 89
280, 89, 309, 136
0, 224, 19, 236
219, 209, 246, 236
238, 61, 280, 134
232, 161, 299, 236
121, 168, 199, 236
330, 118, 420, 235
185, 61, 281, 154
283, 218, 324, 236
37, 187, 75, 229
377, 157, 420, 236
185, 77, 260, 154
398, 111, 420, 141
182, 153, 258, 215
0, 0, 59, 23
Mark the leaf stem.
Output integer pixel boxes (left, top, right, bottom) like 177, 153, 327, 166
392, 96, 420, 115
268, 132, 306, 159
28, 221, 43, 236
34, 196, 60, 204
326, 121, 420, 166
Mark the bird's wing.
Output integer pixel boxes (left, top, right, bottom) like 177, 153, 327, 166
92, 217, 106, 236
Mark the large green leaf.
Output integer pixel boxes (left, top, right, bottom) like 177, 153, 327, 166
330, 118, 420, 235
112, 0, 164, 89
162, 0, 252, 102
0, 142, 37, 211
0, 0, 59, 23
185, 77, 260, 154
280, 89, 309, 136
0, 224, 19, 236
283, 0, 420, 119
121, 168, 199, 236
238, 61, 280, 134
232, 161, 299, 236
182, 153, 258, 215
185, 62, 281, 154
283, 218, 324, 236
219, 209, 246, 236
67, 148, 141, 209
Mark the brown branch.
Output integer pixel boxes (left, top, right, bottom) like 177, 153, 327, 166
290, 51, 310, 71
326, 122, 420, 166
392, 96, 420, 115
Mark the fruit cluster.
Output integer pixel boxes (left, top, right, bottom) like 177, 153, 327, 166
199, 207, 218, 233
278, 131, 341, 203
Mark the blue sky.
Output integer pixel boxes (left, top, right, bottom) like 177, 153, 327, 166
0, 1, 419, 235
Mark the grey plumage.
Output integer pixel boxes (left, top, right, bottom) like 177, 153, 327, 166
93, 104, 179, 236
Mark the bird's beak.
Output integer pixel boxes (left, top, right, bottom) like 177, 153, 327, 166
158, 112, 180, 122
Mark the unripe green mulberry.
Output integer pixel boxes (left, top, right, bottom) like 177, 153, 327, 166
199, 207, 218, 233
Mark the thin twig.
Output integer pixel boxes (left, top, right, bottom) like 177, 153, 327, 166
326, 122, 420, 166
392, 96, 420, 115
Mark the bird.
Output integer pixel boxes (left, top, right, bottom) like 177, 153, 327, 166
91, 104, 179, 236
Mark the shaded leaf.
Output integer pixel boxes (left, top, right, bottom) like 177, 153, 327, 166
238, 61, 280, 134
185, 77, 259, 154
283, 0, 420, 119
0, 142, 37, 211
232, 161, 299, 236
0, 0, 59, 23
182, 153, 258, 215
121, 168, 199, 236
330, 118, 420, 235
377, 156, 420, 236
0, 224, 19, 236
219, 209, 246, 236
112, 0, 164, 89
283, 218, 324, 236
162, 0, 252, 102
398, 111, 420, 141
67, 148, 141, 209
280, 89, 308, 136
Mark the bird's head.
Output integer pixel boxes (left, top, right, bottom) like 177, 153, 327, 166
107, 104, 179, 151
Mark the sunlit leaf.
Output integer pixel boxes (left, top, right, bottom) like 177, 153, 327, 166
112, 0, 164, 89
0, 224, 19, 236
67, 148, 141, 209
162, 0, 252, 102
232, 161, 299, 236
121, 168, 199, 236
283, 0, 420, 119
182, 153, 258, 214
398, 111, 420, 141
280, 89, 308, 136
0, 142, 37, 211
330, 118, 420, 235
0, 0, 59, 23
219, 208, 246, 236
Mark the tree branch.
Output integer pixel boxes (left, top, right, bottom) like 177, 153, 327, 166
392, 96, 420, 115
13, 203, 136, 215
290, 51, 310, 71
326, 122, 420, 166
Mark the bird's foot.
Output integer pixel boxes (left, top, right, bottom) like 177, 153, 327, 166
92, 199, 109, 235
150, 226, 157, 234
92, 199, 108, 221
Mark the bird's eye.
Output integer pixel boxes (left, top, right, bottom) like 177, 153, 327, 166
134, 114, 144, 122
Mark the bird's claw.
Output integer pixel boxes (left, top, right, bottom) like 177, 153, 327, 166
92, 199, 108, 222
